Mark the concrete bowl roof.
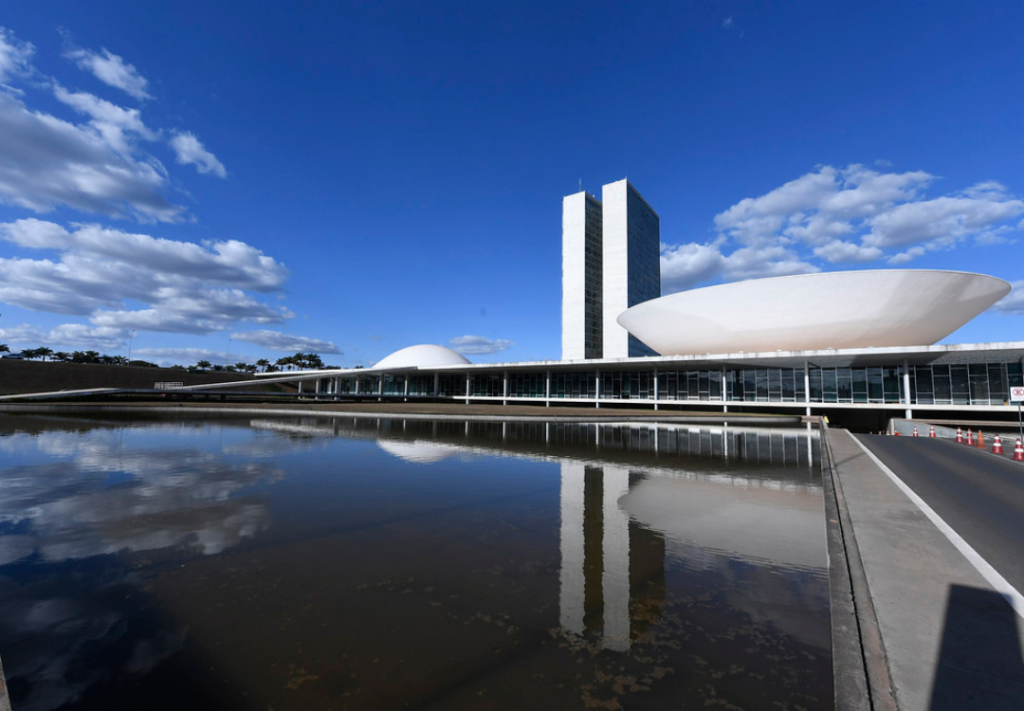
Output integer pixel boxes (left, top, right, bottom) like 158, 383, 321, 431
372, 344, 472, 370
617, 269, 1011, 356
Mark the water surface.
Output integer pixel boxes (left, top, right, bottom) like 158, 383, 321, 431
0, 414, 830, 709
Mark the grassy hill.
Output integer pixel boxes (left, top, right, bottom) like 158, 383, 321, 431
0, 360, 255, 395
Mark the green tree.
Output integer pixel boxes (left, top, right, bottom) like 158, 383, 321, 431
36, 347, 53, 361
256, 358, 270, 373
52, 351, 70, 362
196, 359, 212, 371
0, 344, 10, 354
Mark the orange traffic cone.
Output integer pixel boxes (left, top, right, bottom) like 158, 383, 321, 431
913, 427, 919, 437
992, 435, 1004, 455
1015, 438, 1024, 462
956, 427, 964, 444
976, 430, 986, 449
929, 426, 936, 438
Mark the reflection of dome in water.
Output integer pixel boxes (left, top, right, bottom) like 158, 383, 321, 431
373, 344, 471, 370
377, 439, 458, 464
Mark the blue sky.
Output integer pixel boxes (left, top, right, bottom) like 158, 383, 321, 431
0, 1, 1021, 367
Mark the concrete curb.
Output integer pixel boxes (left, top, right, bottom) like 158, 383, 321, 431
0, 402, 802, 426
822, 428, 897, 710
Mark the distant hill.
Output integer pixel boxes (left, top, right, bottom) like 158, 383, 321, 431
0, 360, 255, 395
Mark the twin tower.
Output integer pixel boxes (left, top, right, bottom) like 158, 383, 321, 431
562, 179, 661, 360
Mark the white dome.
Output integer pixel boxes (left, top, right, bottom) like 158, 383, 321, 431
373, 344, 471, 370
617, 270, 1010, 355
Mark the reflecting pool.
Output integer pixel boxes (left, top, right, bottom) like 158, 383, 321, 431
0, 414, 831, 710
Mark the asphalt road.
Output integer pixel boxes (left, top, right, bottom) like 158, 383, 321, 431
855, 434, 1024, 596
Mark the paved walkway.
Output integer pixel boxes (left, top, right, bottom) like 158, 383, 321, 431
828, 429, 1024, 710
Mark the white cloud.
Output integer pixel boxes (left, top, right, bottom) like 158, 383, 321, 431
864, 192, 1024, 249
448, 335, 513, 355
0, 27, 229, 222
0, 91, 183, 221
65, 46, 151, 100
812, 240, 883, 263
1, 219, 288, 291
721, 245, 818, 281
660, 242, 726, 293
663, 164, 1024, 294
53, 84, 156, 153
231, 329, 341, 354
0, 322, 125, 351
0, 27, 33, 85
887, 246, 928, 265
170, 131, 227, 178
0, 219, 292, 334
992, 281, 1024, 315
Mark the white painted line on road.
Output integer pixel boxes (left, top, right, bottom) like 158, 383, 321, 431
850, 435, 1024, 621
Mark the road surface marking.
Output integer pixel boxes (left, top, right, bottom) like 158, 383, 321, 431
850, 435, 1024, 621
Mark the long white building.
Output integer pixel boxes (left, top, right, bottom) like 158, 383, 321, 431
246, 185, 1023, 430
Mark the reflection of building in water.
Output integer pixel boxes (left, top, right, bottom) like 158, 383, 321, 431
559, 462, 665, 651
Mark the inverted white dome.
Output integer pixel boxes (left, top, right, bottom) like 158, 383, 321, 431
617, 270, 1010, 355
373, 344, 471, 370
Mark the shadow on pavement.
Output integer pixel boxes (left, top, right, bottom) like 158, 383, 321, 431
929, 584, 1024, 710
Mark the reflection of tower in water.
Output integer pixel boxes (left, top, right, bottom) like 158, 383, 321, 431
559, 462, 665, 651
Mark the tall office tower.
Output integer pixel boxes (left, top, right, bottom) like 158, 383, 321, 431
601, 179, 660, 358
562, 191, 604, 360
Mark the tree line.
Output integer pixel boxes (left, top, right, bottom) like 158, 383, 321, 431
0, 345, 337, 373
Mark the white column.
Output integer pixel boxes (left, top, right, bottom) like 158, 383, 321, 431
298, 380, 304, 394
804, 361, 812, 417
559, 462, 586, 636
602, 466, 631, 652
546, 370, 551, 408
653, 369, 659, 411
466, 373, 471, 404
404, 374, 410, 398
595, 370, 601, 409
503, 371, 508, 406
903, 360, 912, 419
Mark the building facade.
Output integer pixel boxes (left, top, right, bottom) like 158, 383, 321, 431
562, 191, 604, 360
602, 179, 660, 359
562, 180, 660, 360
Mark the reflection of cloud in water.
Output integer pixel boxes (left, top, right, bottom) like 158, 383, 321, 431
377, 438, 461, 464
0, 574, 186, 711
0, 435, 280, 565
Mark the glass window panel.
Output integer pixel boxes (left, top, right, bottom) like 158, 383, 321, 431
950, 366, 970, 405
868, 368, 883, 401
